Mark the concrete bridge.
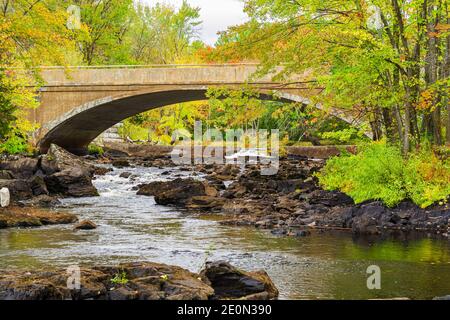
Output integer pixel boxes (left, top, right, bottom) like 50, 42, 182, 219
29, 64, 360, 155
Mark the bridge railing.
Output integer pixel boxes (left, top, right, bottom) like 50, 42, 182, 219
4, 63, 262, 70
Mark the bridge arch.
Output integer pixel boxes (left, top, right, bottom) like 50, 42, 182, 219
38, 87, 319, 155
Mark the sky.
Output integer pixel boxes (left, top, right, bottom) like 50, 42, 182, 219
143, 0, 248, 46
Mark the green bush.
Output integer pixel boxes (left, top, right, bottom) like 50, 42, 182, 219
316, 142, 450, 208
118, 121, 149, 142
0, 133, 29, 155
88, 144, 104, 156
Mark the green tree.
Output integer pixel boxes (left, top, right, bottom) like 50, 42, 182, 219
128, 0, 202, 64
214, 0, 450, 152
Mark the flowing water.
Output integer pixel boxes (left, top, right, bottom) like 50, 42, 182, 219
1, 165, 450, 299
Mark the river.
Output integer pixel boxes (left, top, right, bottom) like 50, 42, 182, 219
1, 165, 450, 299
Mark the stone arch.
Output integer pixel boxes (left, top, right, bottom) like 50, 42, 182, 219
39, 88, 365, 155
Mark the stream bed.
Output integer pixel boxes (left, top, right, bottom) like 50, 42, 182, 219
1, 165, 450, 299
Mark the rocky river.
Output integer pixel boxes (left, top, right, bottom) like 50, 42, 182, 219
1, 147, 450, 299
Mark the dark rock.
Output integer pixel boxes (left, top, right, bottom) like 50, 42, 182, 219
119, 172, 132, 179
142, 178, 218, 206
304, 190, 354, 207
19, 195, 61, 208
74, 220, 97, 230
0, 179, 33, 201
44, 168, 99, 198
352, 202, 387, 235
199, 261, 278, 300
0, 170, 14, 180
40, 144, 94, 176
0, 158, 38, 179
28, 175, 49, 196
112, 160, 130, 168
93, 167, 113, 176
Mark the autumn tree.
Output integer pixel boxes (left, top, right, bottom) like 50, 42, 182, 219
0, 0, 77, 152
214, 0, 450, 152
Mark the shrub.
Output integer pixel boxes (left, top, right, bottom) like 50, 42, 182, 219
316, 142, 450, 208
0, 133, 30, 155
88, 144, 104, 156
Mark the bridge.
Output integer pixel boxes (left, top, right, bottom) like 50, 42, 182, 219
29, 64, 362, 155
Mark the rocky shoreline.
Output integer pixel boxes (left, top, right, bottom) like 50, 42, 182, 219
134, 155, 450, 237
1, 143, 449, 237
0, 261, 278, 300
1, 143, 449, 300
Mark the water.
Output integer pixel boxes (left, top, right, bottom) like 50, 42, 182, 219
1, 165, 450, 300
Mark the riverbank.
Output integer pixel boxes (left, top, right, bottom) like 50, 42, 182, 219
0, 260, 278, 300
1, 148, 450, 299
1, 143, 449, 237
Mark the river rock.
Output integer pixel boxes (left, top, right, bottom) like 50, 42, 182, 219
93, 166, 113, 176
18, 195, 61, 208
28, 175, 49, 196
199, 261, 279, 300
74, 220, 97, 230
0, 262, 215, 300
0, 179, 33, 201
139, 178, 218, 206
119, 172, 132, 179
0, 158, 38, 179
351, 202, 387, 235
0, 170, 14, 180
40, 144, 94, 176
185, 196, 226, 211
44, 168, 99, 198
0, 206, 77, 229
112, 159, 130, 168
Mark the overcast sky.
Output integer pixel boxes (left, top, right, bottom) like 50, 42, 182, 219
143, 0, 248, 46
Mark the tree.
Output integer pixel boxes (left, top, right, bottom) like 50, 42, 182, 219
0, 0, 77, 152
128, 0, 202, 64
72, 0, 134, 65
213, 0, 450, 152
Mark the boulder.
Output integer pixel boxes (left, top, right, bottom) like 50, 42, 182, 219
0, 170, 14, 180
0, 179, 33, 201
137, 181, 174, 196
0, 158, 38, 179
119, 172, 133, 179
0, 262, 215, 300
28, 175, 49, 196
74, 220, 97, 230
139, 178, 218, 207
199, 261, 278, 300
18, 195, 61, 208
44, 168, 99, 198
0, 206, 77, 229
351, 202, 387, 235
93, 166, 113, 176
40, 144, 94, 176
112, 160, 130, 168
